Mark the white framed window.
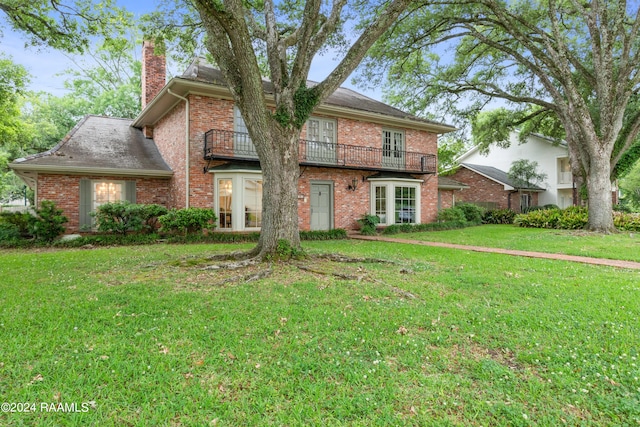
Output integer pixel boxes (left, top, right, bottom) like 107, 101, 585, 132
243, 178, 262, 229
306, 117, 337, 164
369, 178, 422, 226
213, 171, 263, 231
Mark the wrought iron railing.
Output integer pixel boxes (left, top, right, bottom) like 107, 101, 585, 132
204, 129, 436, 173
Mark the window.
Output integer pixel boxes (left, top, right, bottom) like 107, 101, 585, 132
306, 117, 337, 164
520, 193, 532, 212
370, 179, 421, 226
244, 178, 262, 228
382, 129, 405, 168
214, 171, 263, 231
79, 179, 135, 228
374, 186, 387, 224
234, 106, 257, 158
558, 157, 572, 184
395, 186, 416, 223
218, 178, 233, 229
93, 181, 124, 210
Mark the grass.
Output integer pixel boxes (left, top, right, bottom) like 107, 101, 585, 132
0, 238, 638, 426
400, 224, 640, 262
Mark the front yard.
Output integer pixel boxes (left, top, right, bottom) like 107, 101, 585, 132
404, 224, 640, 262
0, 235, 638, 426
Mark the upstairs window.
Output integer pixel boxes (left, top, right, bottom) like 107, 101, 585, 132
305, 117, 337, 164
233, 106, 258, 158
382, 129, 405, 168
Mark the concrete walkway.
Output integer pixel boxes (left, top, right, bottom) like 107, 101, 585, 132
349, 234, 640, 270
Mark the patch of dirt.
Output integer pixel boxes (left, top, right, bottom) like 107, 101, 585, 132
144, 253, 421, 296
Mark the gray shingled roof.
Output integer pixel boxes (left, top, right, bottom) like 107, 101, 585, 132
438, 176, 469, 190
11, 116, 173, 177
181, 58, 451, 128
461, 163, 544, 191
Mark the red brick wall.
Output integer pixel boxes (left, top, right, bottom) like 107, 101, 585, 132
151, 94, 440, 229
152, 103, 188, 208
37, 174, 170, 233
438, 190, 455, 210
450, 167, 538, 212
297, 169, 437, 230
141, 41, 166, 109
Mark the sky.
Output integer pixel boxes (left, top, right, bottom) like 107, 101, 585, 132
0, 0, 381, 100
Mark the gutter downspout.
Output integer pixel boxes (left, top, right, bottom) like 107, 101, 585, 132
168, 89, 190, 208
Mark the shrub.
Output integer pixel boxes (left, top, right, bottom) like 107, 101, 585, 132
28, 200, 67, 242
614, 212, 640, 231
437, 206, 466, 223
0, 222, 21, 242
455, 202, 485, 223
93, 201, 144, 235
0, 211, 32, 237
140, 204, 169, 232
357, 213, 380, 235
159, 207, 217, 235
482, 209, 516, 224
555, 206, 588, 229
514, 206, 587, 230
381, 220, 469, 235
299, 229, 348, 240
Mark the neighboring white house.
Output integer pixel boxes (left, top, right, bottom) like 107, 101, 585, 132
456, 131, 574, 208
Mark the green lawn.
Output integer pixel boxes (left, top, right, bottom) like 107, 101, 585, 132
401, 224, 640, 262
0, 239, 638, 426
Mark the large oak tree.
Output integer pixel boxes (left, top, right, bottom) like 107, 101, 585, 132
363, 0, 640, 232
148, 0, 413, 259
0, 0, 130, 53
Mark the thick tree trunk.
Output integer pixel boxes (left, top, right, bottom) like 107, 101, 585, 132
586, 149, 615, 233
251, 130, 301, 259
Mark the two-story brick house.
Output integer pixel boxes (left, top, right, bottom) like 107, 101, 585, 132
10, 42, 455, 233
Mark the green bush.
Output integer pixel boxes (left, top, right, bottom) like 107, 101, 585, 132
28, 200, 68, 242
437, 207, 466, 223
455, 202, 485, 223
0, 211, 32, 237
555, 206, 589, 229
357, 213, 380, 235
159, 207, 217, 235
514, 206, 587, 230
381, 220, 469, 235
93, 201, 144, 235
482, 209, 516, 224
299, 229, 348, 240
0, 222, 21, 242
140, 204, 169, 232
614, 212, 640, 231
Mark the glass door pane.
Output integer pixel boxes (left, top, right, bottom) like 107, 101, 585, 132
218, 179, 233, 229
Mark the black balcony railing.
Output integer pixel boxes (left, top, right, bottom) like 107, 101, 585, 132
204, 129, 436, 173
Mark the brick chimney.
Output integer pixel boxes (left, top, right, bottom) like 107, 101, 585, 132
141, 40, 166, 110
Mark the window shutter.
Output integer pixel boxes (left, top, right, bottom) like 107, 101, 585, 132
125, 181, 136, 203
79, 179, 93, 228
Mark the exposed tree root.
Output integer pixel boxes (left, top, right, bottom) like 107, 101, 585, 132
213, 268, 273, 286
296, 265, 364, 281
315, 253, 398, 264
201, 257, 263, 270
206, 249, 257, 262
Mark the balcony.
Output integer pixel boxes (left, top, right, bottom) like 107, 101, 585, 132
204, 129, 436, 174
